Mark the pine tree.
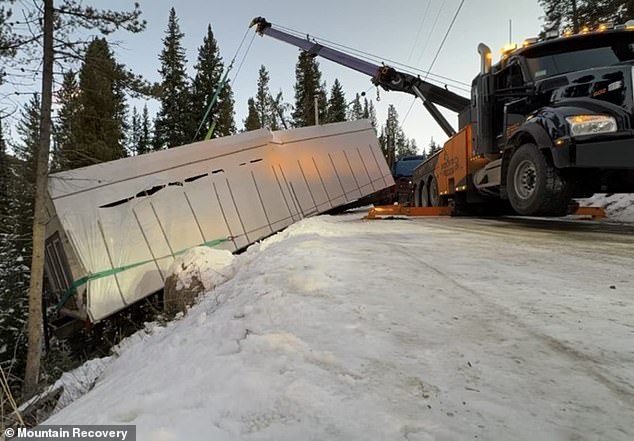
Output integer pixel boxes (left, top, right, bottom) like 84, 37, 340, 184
0, 131, 29, 387
0, 105, 33, 391
254, 65, 270, 128
52, 70, 79, 172
577, 0, 632, 27
347, 93, 364, 121
14, 94, 40, 189
396, 130, 417, 160
215, 83, 236, 137
57, 38, 127, 169
540, 0, 576, 33
154, 8, 192, 148
0, 4, 17, 73
11, 96, 42, 274
540, 0, 631, 33
129, 106, 141, 155
139, 104, 152, 154
271, 90, 291, 130
254, 65, 277, 129
427, 138, 442, 156
245, 85, 290, 132
0, 229, 29, 391
244, 97, 261, 131
191, 24, 235, 140
326, 78, 347, 123
12, 96, 40, 262
0, 5, 26, 398
192, 24, 222, 139
0, 117, 11, 232
292, 51, 327, 127
362, 98, 377, 128
379, 104, 399, 169
410, 139, 419, 155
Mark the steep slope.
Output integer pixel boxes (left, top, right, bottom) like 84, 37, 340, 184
47, 213, 634, 440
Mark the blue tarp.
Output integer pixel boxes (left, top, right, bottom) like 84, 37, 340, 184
393, 155, 424, 177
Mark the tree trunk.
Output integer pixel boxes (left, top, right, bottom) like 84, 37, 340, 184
23, 0, 54, 399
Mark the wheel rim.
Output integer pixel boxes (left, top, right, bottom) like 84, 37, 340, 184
513, 159, 538, 200
420, 184, 428, 207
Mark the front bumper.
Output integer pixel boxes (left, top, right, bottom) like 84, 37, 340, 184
553, 137, 634, 169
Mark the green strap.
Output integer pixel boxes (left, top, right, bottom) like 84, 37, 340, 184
204, 121, 217, 141
193, 67, 232, 142
55, 237, 229, 312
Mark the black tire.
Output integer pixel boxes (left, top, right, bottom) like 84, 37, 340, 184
428, 176, 441, 207
506, 143, 573, 216
420, 183, 429, 207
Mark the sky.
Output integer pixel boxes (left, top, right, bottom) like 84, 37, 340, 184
3, 0, 545, 152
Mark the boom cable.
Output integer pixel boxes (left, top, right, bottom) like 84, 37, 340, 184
407, 0, 432, 63
270, 21, 470, 92
230, 31, 257, 86
415, 0, 447, 67
424, 0, 466, 81
403, 0, 467, 125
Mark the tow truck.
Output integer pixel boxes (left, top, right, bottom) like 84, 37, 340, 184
251, 17, 634, 215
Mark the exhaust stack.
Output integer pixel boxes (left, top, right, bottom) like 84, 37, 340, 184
478, 43, 492, 75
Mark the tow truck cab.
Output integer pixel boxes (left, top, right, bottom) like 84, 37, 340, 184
467, 27, 634, 214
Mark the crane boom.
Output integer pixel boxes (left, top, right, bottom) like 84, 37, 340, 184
250, 17, 470, 137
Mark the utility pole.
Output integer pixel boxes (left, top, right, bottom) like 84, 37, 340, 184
24, 0, 54, 399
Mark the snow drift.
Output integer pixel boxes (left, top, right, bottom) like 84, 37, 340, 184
45, 213, 634, 440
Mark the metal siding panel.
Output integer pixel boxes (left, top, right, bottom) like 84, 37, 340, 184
183, 176, 238, 253
149, 186, 206, 254
49, 121, 393, 322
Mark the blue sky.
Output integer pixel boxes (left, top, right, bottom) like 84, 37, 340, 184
4, 0, 545, 151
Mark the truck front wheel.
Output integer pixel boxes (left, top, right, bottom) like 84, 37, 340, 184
506, 143, 572, 216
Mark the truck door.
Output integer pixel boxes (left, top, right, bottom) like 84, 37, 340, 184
494, 60, 529, 146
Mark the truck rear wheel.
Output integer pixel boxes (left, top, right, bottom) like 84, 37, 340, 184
428, 176, 441, 207
419, 183, 429, 207
506, 143, 572, 216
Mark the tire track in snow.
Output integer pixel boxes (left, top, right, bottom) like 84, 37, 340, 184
416, 218, 634, 262
396, 245, 634, 408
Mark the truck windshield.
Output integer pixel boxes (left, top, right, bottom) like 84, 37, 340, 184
524, 34, 634, 80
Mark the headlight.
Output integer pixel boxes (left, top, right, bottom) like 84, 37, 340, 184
565, 115, 617, 137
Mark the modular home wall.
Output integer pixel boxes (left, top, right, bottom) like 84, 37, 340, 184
46, 121, 393, 322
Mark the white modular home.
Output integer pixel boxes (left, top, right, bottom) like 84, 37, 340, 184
44, 120, 394, 323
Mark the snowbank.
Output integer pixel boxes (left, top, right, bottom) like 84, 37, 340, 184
577, 193, 634, 222
167, 247, 235, 293
45, 213, 634, 440
51, 358, 112, 413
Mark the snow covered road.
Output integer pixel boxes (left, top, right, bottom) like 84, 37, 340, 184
47, 212, 634, 440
